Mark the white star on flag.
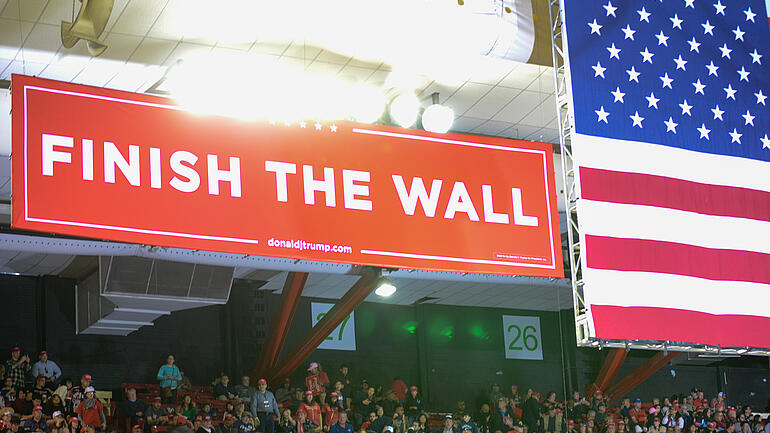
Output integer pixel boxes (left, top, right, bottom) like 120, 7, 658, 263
603, 1, 617, 17
607, 43, 621, 59
621, 25, 636, 40
627, 66, 640, 82
611, 87, 626, 103
737, 67, 750, 82
664, 117, 679, 133
755, 90, 767, 105
660, 73, 673, 89
688, 37, 701, 52
761, 134, 770, 149
724, 84, 737, 100
702, 21, 714, 35
733, 26, 745, 41
588, 19, 603, 35
729, 128, 742, 144
593, 61, 607, 78
706, 61, 719, 76
693, 79, 706, 94
330, 124, 338, 132
640, 47, 654, 63
646, 92, 660, 108
630, 111, 644, 127
742, 110, 755, 126
670, 14, 683, 29
719, 44, 732, 58
655, 31, 669, 46
638, 7, 651, 22
595, 106, 610, 123
679, 100, 693, 116
750, 49, 762, 64
714, 0, 726, 16
711, 105, 725, 120
697, 123, 711, 139
315, 122, 323, 130
674, 55, 687, 70
744, 8, 757, 22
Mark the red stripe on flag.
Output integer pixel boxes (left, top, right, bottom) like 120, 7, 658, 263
585, 235, 770, 285
591, 304, 770, 348
579, 167, 770, 222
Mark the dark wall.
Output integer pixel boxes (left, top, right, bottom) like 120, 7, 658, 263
267, 294, 574, 411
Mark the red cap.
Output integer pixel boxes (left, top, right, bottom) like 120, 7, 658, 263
330, 392, 339, 397
39, 351, 47, 356
409, 386, 418, 391
132, 426, 142, 431
258, 379, 267, 385
69, 417, 79, 423
224, 414, 235, 421
36, 374, 46, 380
177, 416, 188, 426
618, 421, 626, 425
305, 390, 314, 396
153, 396, 162, 402
152, 426, 159, 432
82, 374, 92, 381
556, 409, 563, 414
708, 423, 716, 428
33, 405, 43, 412
568, 420, 575, 426
594, 390, 602, 395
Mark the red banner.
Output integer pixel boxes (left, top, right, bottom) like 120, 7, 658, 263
11, 74, 562, 276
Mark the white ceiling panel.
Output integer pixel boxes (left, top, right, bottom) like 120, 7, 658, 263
38, 0, 72, 26
471, 120, 515, 136
111, 0, 169, 37
250, 41, 291, 56
364, 69, 389, 86
1, 0, 47, 21
492, 90, 549, 124
512, 124, 545, 140
72, 58, 124, 87
497, 63, 545, 89
315, 50, 352, 66
282, 42, 322, 61
451, 116, 486, 132
105, 0, 132, 33
520, 96, 556, 128
337, 64, 376, 82
1, 59, 48, 79
102, 32, 143, 61
128, 37, 177, 64
18, 23, 61, 63
464, 86, 521, 119
163, 41, 211, 65
443, 82, 493, 116
305, 60, 344, 75
38, 54, 89, 81
0, 18, 33, 60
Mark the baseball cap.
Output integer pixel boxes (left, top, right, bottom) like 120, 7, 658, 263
445, 415, 453, 420
305, 390, 314, 396
385, 427, 394, 433
258, 379, 267, 385
409, 386, 418, 391
331, 392, 339, 398
39, 351, 47, 356
132, 426, 142, 431
153, 396, 162, 402
718, 392, 725, 397
568, 420, 575, 426
177, 416, 188, 425
85, 386, 95, 393
634, 398, 642, 403
36, 374, 46, 380
52, 411, 63, 418
33, 406, 43, 412
69, 417, 79, 423
307, 362, 320, 371
11, 347, 20, 352
82, 374, 92, 381
224, 414, 235, 421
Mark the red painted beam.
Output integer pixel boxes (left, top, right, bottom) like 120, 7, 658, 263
606, 351, 679, 401
249, 272, 308, 382
269, 269, 380, 384
587, 348, 628, 396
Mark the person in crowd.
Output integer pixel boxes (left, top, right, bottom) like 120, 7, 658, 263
2, 415, 21, 433
5, 348, 30, 389
356, 388, 377, 428
595, 403, 608, 427
130, 425, 143, 433
173, 416, 194, 433
404, 388, 421, 425
328, 412, 353, 433
215, 376, 236, 402
75, 388, 104, 433
391, 407, 407, 433
117, 389, 146, 427
453, 402, 468, 422
45, 396, 66, 419
49, 411, 69, 433
67, 417, 82, 433
12, 391, 28, 416
251, 379, 279, 433
234, 413, 258, 433
296, 411, 318, 433
360, 412, 376, 432
369, 406, 392, 433
491, 397, 514, 433
23, 405, 49, 433
234, 377, 256, 406
53, 379, 71, 405
476, 404, 493, 433
178, 373, 192, 394
145, 397, 169, 430
276, 409, 296, 433
197, 415, 215, 433
31, 352, 61, 386
305, 364, 330, 406
223, 403, 236, 420
628, 399, 647, 426
323, 394, 343, 429
178, 395, 197, 420
218, 414, 236, 433
31, 376, 53, 403
520, 390, 540, 433
328, 384, 346, 412
432, 415, 457, 433
541, 408, 565, 433
332, 367, 353, 398
488, 386, 503, 409
457, 413, 476, 433
388, 378, 406, 405
275, 380, 293, 409
199, 403, 218, 420
157, 355, 182, 404
1, 378, 16, 405
66, 375, 91, 417
298, 393, 322, 433
416, 415, 429, 433
290, 390, 305, 413
510, 386, 521, 407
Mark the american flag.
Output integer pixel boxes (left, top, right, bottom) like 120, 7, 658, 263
562, 0, 770, 348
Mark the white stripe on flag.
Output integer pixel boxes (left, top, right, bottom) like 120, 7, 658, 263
577, 199, 770, 254
572, 133, 770, 193
582, 267, 770, 317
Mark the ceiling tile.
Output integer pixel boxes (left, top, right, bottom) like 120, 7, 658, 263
497, 63, 546, 89
463, 86, 521, 119
304, 60, 343, 75
336, 64, 376, 82
0, 18, 33, 60
505, 124, 542, 140
38, 0, 73, 25
443, 82, 493, 116
105, 63, 164, 92
17, 23, 61, 64
105, 0, 131, 33
315, 50, 352, 65
492, 90, 549, 123
346, 57, 381, 69
519, 95, 556, 128
250, 41, 291, 56
526, 70, 556, 94
38, 54, 89, 81
111, 0, 169, 37
419, 81, 462, 103
128, 37, 176, 64
1, 59, 47, 79
162, 41, 210, 65
1, 0, 47, 21
101, 32, 143, 61
281, 41, 322, 61
72, 58, 123, 87
449, 116, 485, 133
471, 120, 515, 137
364, 69, 389, 86
466, 59, 518, 85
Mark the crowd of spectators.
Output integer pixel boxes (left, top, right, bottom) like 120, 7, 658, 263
1, 348, 768, 433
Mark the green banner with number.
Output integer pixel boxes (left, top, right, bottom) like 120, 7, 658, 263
502, 315, 543, 360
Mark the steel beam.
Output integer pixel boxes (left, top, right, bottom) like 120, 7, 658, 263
250, 272, 308, 381
587, 348, 628, 396
606, 351, 679, 401
269, 268, 380, 384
